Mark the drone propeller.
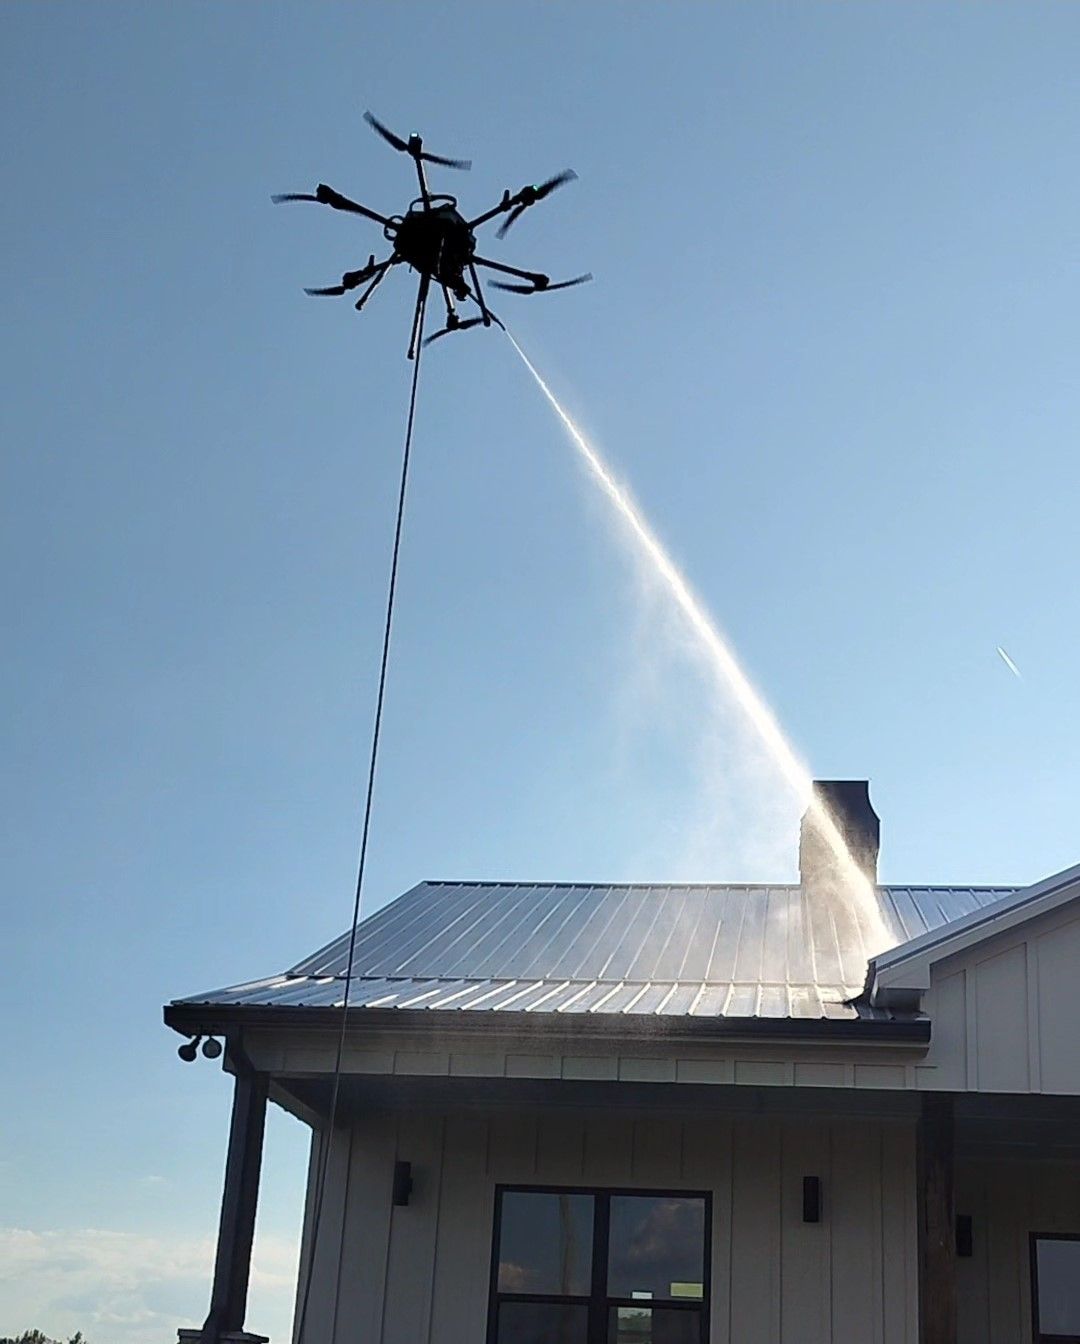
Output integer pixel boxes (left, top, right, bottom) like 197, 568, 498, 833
364, 111, 471, 170
423, 317, 486, 346
490, 272, 593, 294
272, 186, 389, 226
303, 256, 382, 298
495, 170, 577, 237
422, 311, 505, 346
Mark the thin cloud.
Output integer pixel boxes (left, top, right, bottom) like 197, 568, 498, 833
0, 1226, 298, 1344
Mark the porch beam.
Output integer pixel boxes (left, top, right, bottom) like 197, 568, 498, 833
918, 1096, 957, 1344
200, 1067, 269, 1343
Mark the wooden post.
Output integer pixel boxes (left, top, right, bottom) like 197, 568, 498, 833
200, 1069, 269, 1343
918, 1096, 957, 1344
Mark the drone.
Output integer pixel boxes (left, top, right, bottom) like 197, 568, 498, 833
273, 112, 591, 358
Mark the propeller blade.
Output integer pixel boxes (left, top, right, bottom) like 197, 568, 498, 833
420, 150, 472, 171
495, 170, 577, 237
365, 110, 471, 170
363, 110, 409, 153
490, 272, 592, 295
304, 285, 347, 296
272, 192, 319, 204
422, 317, 486, 347
533, 169, 577, 200
495, 205, 528, 239
545, 272, 592, 291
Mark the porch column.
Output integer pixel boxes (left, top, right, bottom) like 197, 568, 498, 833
918, 1096, 956, 1344
185, 1068, 270, 1344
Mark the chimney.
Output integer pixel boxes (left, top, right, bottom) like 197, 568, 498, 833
799, 779, 880, 890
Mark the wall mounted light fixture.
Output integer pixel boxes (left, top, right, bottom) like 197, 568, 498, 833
802, 1176, 822, 1223
393, 1160, 413, 1207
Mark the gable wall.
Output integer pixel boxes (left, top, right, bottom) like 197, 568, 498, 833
294, 1105, 917, 1344
914, 903, 1080, 1094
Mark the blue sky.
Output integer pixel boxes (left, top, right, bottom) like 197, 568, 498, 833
4, 3, 1080, 1339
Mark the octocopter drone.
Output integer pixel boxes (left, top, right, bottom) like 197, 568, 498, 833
274, 111, 591, 358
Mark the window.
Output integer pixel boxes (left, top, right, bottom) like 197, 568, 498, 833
489, 1188, 709, 1344
1033, 1235, 1080, 1343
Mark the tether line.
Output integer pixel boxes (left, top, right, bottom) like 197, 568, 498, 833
294, 288, 429, 1344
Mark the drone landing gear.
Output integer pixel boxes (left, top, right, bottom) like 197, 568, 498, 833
407, 273, 431, 362
353, 261, 396, 312
468, 260, 495, 329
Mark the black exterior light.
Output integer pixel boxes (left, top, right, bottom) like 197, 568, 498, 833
178, 1036, 201, 1062
392, 1160, 413, 1207
201, 1037, 223, 1059
802, 1176, 822, 1223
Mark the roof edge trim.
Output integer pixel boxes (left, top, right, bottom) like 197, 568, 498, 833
163, 1001, 930, 1046
867, 859, 1080, 1005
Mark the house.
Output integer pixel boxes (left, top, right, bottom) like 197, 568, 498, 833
165, 781, 1080, 1344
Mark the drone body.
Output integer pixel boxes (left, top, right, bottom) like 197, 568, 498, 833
393, 196, 475, 302
274, 112, 590, 357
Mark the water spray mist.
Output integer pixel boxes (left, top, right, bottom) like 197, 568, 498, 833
506, 332, 891, 955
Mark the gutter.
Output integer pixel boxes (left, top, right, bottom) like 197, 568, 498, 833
164, 1001, 930, 1046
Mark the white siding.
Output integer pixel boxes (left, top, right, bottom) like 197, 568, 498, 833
919, 906, 1080, 1095
250, 1028, 928, 1097
957, 1158, 1080, 1344
298, 1107, 917, 1344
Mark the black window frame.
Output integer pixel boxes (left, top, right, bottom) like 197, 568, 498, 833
1031, 1233, 1080, 1344
487, 1183, 712, 1344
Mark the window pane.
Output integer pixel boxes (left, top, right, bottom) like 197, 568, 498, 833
609, 1305, 701, 1343
497, 1300, 589, 1344
497, 1191, 594, 1295
608, 1196, 706, 1302
1036, 1238, 1080, 1335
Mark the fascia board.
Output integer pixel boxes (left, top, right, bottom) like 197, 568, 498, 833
869, 861, 1080, 1003
162, 1000, 930, 1046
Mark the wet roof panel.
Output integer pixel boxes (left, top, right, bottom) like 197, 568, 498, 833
174, 880, 1018, 1021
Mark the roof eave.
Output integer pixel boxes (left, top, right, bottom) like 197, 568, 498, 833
867, 860, 1080, 1007
163, 1000, 930, 1047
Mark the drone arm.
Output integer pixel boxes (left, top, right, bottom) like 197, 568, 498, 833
314, 184, 391, 227
411, 151, 432, 209
467, 190, 515, 230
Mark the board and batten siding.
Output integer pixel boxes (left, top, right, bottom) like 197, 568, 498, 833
916, 904, 1080, 1094
957, 1157, 1080, 1344
294, 1108, 918, 1344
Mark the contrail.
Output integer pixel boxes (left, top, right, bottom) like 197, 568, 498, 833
505, 330, 892, 955
997, 646, 1023, 679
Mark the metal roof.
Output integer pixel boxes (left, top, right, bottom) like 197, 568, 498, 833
174, 880, 1018, 1022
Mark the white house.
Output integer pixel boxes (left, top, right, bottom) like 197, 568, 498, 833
165, 781, 1080, 1344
